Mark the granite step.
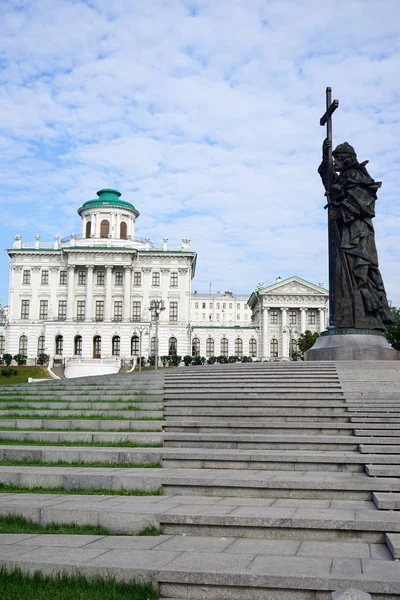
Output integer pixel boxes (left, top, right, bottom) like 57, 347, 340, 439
164, 408, 348, 418
1, 446, 399, 472
0, 493, 394, 541
0, 467, 399, 498
0, 409, 163, 418
0, 402, 163, 410
165, 392, 344, 400
0, 418, 164, 430
2, 532, 399, 598
373, 492, 400, 510
366, 465, 400, 477
385, 533, 400, 559
359, 445, 400, 454
164, 421, 396, 434
0, 430, 163, 444
163, 433, 400, 451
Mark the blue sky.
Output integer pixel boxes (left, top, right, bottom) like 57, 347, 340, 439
1, 0, 400, 304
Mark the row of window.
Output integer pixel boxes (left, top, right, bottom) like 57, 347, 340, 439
86, 220, 128, 240
31, 334, 179, 358
194, 302, 248, 310
13, 334, 257, 359
196, 313, 249, 321
20, 300, 179, 322
22, 270, 179, 288
191, 337, 257, 358
269, 310, 318, 325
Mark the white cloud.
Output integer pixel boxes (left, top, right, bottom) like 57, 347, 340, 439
0, 0, 400, 305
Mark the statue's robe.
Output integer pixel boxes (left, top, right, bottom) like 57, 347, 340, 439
318, 159, 394, 330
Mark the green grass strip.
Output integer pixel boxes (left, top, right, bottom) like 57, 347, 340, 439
0, 414, 163, 420
0, 459, 162, 468
0, 439, 163, 448
0, 482, 163, 495
0, 426, 162, 432
0, 514, 162, 537
0, 567, 158, 599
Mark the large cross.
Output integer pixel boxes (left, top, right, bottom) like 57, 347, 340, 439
320, 87, 339, 197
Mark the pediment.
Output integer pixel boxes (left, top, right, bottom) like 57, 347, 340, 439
259, 277, 328, 297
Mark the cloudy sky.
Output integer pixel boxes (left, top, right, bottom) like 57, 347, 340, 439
1, 0, 400, 305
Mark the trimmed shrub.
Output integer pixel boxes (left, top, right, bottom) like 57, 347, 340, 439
207, 356, 217, 364
1, 368, 13, 377
169, 354, 182, 367
13, 354, 27, 366
37, 353, 50, 366
3, 354, 12, 366
183, 355, 192, 366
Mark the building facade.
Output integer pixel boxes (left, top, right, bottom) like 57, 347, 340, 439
248, 277, 328, 360
5, 188, 196, 375
1, 188, 328, 373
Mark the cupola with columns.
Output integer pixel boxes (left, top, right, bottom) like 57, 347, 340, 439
77, 188, 140, 241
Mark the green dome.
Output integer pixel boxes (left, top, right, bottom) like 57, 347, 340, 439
77, 189, 140, 217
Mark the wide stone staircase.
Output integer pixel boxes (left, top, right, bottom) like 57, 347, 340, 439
0, 362, 399, 598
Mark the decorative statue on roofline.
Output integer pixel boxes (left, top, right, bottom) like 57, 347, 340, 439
318, 88, 394, 332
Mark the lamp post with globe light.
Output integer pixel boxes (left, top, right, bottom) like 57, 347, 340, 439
148, 300, 165, 370
283, 324, 299, 361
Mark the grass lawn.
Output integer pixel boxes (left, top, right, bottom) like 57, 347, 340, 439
0, 568, 158, 599
0, 366, 51, 386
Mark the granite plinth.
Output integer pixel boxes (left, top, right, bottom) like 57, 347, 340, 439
305, 331, 400, 362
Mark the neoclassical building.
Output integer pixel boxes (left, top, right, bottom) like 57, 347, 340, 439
1, 188, 328, 374
248, 277, 328, 360
5, 188, 196, 376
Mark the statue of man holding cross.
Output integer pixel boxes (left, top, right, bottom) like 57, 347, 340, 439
318, 88, 393, 331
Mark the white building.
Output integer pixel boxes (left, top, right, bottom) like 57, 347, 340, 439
5, 188, 196, 376
189, 291, 259, 359
1, 188, 328, 373
248, 276, 328, 360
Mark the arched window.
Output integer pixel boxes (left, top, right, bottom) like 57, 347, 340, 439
120, 221, 127, 240
249, 338, 257, 357
220, 338, 228, 357
19, 335, 28, 355
192, 337, 200, 357
206, 337, 214, 357
169, 337, 177, 356
55, 335, 63, 355
150, 336, 156, 354
131, 335, 139, 355
37, 335, 45, 354
85, 221, 91, 238
74, 335, 82, 356
100, 220, 110, 238
270, 338, 278, 358
0, 335, 5, 355
235, 338, 243, 358
112, 335, 120, 356
93, 335, 101, 358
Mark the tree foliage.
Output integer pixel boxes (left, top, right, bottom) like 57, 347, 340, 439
296, 330, 320, 360
384, 305, 400, 351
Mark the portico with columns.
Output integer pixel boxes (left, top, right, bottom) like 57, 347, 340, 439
248, 276, 328, 360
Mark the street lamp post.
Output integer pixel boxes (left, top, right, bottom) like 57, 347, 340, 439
148, 299, 165, 370
133, 326, 149, 372
283, 325, 299, 361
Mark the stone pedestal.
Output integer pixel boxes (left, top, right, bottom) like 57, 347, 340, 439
305, 328, 400, 361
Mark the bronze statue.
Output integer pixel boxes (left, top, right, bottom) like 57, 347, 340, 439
319, 88, 394, 331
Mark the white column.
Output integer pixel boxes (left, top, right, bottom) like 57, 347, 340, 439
319, 308, 326, 332
262, 307, 269, 360
300, 308, 306, 333
281, 307, 288, 359
66, 266, 75, 320
86, 266, 94, 321
105, 266, 113, 320
116, 213, 120, 238
124, 266, 132, 321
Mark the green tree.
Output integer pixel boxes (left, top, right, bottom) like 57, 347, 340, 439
296, 330, 320, 360
384, 305, 400, 351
